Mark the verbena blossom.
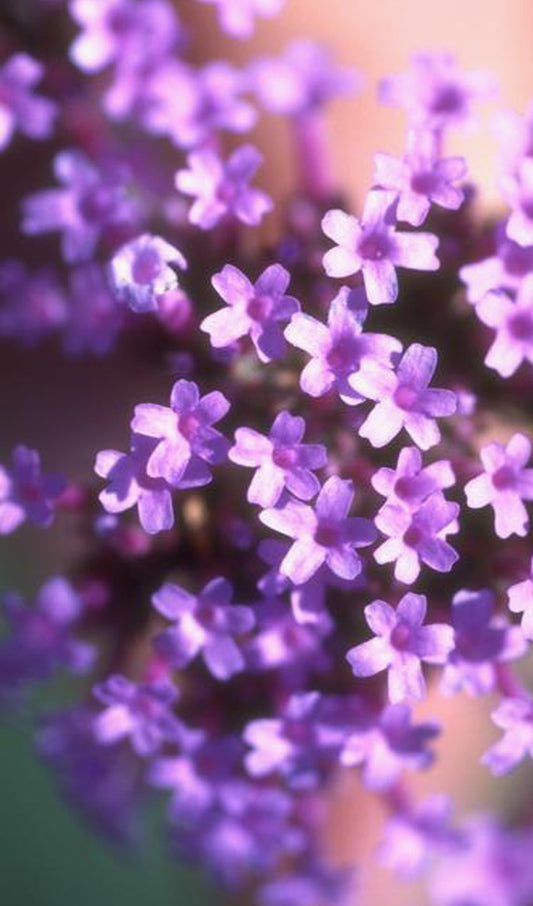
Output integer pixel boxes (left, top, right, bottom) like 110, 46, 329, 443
109, 233, 187, 313
0, 445, 66, 534
284, 287, 402, 404
482, 697, 533, 775
196, 0, 285, 39
459, 233, 533, 304
371, 445, 455, 509
175, 144, 273, 229
502, 158, 533, 247
152, 578, 255, 680
346, 593, 454, 703
229, 411, 327, 507
464, 432, 533, 538
350, 343, 457, 449
201, 263, 300, 362
0, 53, 56, 150
473, 278, 533, 377
507, 556, 533, 639
0, 261, 67, 344
259, 475, 377, 584
321, 190, 439, 305
378, 795, 463, 877
131, 379, 230, 487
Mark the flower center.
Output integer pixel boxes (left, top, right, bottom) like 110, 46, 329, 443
132, 247, 162, 285
246, 294, 272, 322
79, 187, 115, 224
390, 620, 412, 650
410, 169, 438, 195
358, 229, 392, 261
272, 446, 297, 469
394, 476, 418, 500
492, 465, 516, 491
508, 311, 533, 341
393, 384, 419, 411
178, 412, 201, 441
314, 519, 340, 548
326, 335, 360, 374
430, 83, 464, 116
501, 241, 533, 277
404, 524, 423, 548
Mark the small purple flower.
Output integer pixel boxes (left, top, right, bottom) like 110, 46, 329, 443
0, 445, 66, 534
284, 286, 402, 403
229, 411, 327, 508
201, 263, 300, 362
109, 233, 187, 313
21, 150, 139, 263
0, 261, 67, 344
0, 53, 56, 150
459, 234, 533, 304
379, 795, 463, 877
196, 0, 285, 39
259, 476, 377, 584
440, 589, 527, 697
503, 158, 533, 247
346, 593, 454, 703
474, 280, 533, 378
507, 556, 533, 639
374, 491, 459, 584
482, 697, 533, 775
175, 144, 273, 230
372, 446, 455, 509
322, 191, 439, 305
245, 597, 331, 675
131, 379, 230, 487
351, 343, 457, 449
258, 862, 353, 906
152, 578, 255, 680
63, 264, 124, 356
92, 674, 184, 756
464, 433, 533, 538
373, 129, 467, 226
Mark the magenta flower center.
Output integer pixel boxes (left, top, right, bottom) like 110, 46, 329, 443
404, 524, 423, 548
492, 464, 516, 491
272, 446, 297, 469
132, 247, 162, 285
178, 412, 201, 440
314, 519, 341, 548
390, 620, 412, 650
394, 476, 418, 500
358, 229, 392, 261
501, 241, 533, 277
197, 604, 218, 629
430, 83, 464, 115
508, 311, 533, 341
247, 294, 272, 321
326, 335, 360, 373
410, 169, 438, 196
79, 187, 115, 224
393, 384, 419, 411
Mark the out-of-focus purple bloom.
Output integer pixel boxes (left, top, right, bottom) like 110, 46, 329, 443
474, 280, 533, 377
258, 861, 354, 906
373, 129, 467, 226
196, 0, 285, 39
440, 589, 527, 697
464, 433, 533, 538
372, 446, 455, 509
503, 159, 533, 247
340, 703, 439, 790
494, 101, 533, 170
259, 476, 377, 584
0, 260, 67, 344
284, 286, 402, 403
250, 40, 360, 115
482, 697, 533, 775
0, 53, 56, 150
63, 264, 124, 356
346, 593, 454, 703
459, 234, 533, 304
351, 343, 457, 449
379, 794, 464, 877
245, 597, 331, 676
131, 379, 230, 487
201, 263, 300, 362
21, 150, 139, 263
229, 411, 327, 507
322, 191, 439, 305
175, 144, 273, 229
507, 556, 533, 639
152, 578, 254, 680
92, 674, 184, 756
109, 233, 187, 313
0, 445, 66, 534
379, 53, 496, 132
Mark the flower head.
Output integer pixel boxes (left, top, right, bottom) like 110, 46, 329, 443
0, 446, 66, 534
109, 233, 187, 313
92, 674, 184, 756
464, 432, 533, 538
482, 697, 533, 776
474, 279, 533, 378
372, 446, 455, 509
0, 53, 56, 150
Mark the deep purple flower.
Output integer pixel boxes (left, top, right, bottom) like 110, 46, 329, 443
507, 556, 533, 639
201, 263, 300, 362
464, 433, 533, 538
0, 445, 66, 534
152, 578, 255, 680
229, 411, 327, 507
109, 233, 187, 313
284, 286, 402, 403
21, 150, 139, 263
196, 0, 285, 39
459, 234, 533, 304
131, 379, 230, 487
440, 589, 527, 697
351, 343, 457, 449
482, 697, 533, 775
474, 280, 533, 378
0, 53, 56, 150
259, 476, 377, 584
322, 191, 439, 305
175, 144, 273, 229
346, 593, 454, 702
92, 674, 184, 756
373, 129, 467, 226
0, 260, 67, 344
63, 264, 124, 356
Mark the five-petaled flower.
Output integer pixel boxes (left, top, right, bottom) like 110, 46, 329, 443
464, 432, 533, 538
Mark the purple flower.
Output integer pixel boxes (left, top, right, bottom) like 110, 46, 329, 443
131, 379, 230, 487
0, 445, 66, 534
464, 433, 533, 538
372, 446, 455, 509
229, 411, 327, 507
21, 150, 139, 263
503, 159, 533, 247
0, 261, 67, 344
379, 795, 463, 877
322, 191, 439, 305
244, 597, 331, 675
109, 233, 187, 313
258, 861, 353, 906
196, 0, 285, 39
284, 286, 402, 403
379, 53, 496, 132
373, 129, 467, 226
346, 593, 454, 703
259, 476, 377, 584
459, 234, 533, 304
474, 280, 533, 378
482, 697, 533, 775
175, 144, 273, 230
507, 556, 533, 639
440, 589, 527, 697
350, 343, 457, 449
0, 53, 56, 150
92, 674, 184, 756
340, 702, 439, 790
201, 263, 300, 362
63, 264, 124, 356
152, 578, 255, 680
